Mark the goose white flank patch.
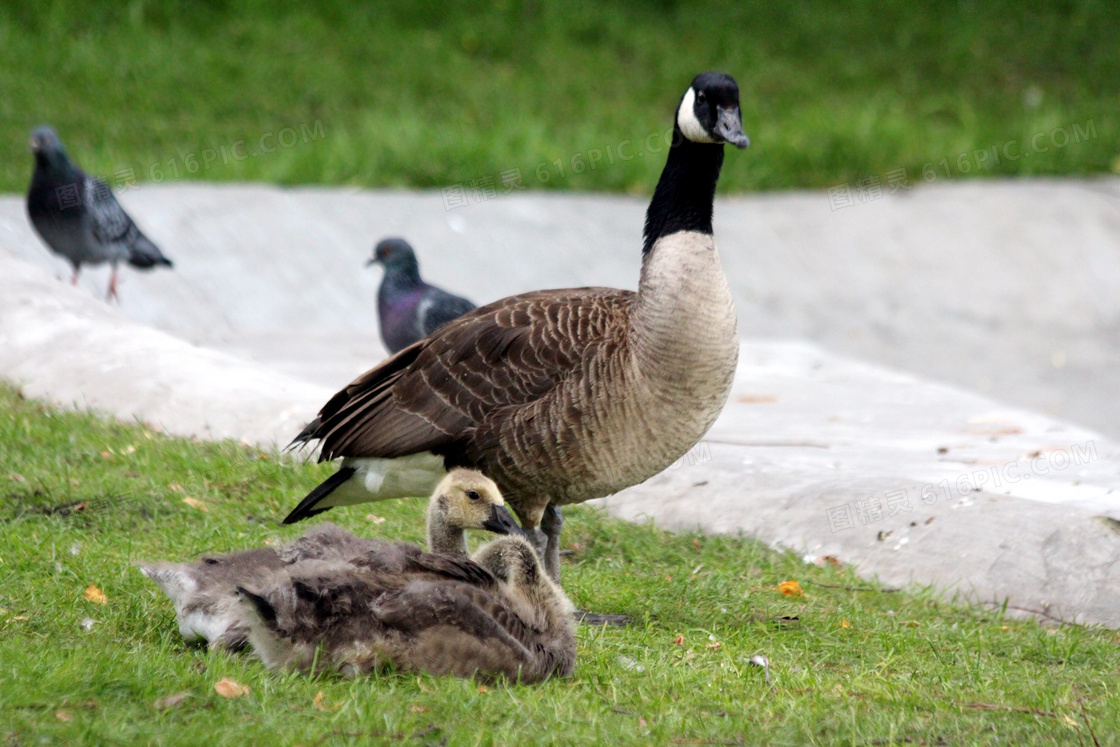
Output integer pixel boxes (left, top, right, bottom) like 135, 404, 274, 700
286, 72, 750, 585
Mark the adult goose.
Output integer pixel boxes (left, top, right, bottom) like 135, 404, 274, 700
285, 72, 749, 585
237, 535, 576, 683
141, 469, 521, 650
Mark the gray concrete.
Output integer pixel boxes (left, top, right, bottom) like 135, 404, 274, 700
2, 180, 1120, 625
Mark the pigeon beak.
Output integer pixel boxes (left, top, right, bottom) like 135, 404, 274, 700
365, 257, 378, 268
714, 106, 750, 149
28, 138, 38, 152
482, 504, 527, 538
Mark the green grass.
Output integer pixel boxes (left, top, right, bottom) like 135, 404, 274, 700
3, 386, 1120, 745
1, 0, 1117, 198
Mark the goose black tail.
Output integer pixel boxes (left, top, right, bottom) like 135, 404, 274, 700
236, 586, 278, 629
282, 466, 357, 525
286, 417, 323, 450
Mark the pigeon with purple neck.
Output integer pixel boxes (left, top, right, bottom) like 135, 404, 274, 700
368, 238, 476, 354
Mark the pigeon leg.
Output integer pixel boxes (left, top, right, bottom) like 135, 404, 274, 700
70, 265, 80, 286
106, 265, 120, 302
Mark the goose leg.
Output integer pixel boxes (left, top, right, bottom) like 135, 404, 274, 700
539, 503, 563, 584
540, 503, 630, 627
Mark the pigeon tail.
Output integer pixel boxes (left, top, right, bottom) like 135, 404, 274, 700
127, 235, 173, 269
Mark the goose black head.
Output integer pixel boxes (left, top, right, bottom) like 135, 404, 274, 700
675, 73, 750, 149
367, 237, 420, 273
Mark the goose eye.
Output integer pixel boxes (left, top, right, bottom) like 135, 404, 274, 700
696, 91, 706, 104
467, 490, 481, 501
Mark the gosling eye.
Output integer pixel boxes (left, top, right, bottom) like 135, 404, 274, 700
467, 490, 481, 501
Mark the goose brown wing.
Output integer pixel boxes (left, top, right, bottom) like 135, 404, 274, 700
308, 287, 634, 461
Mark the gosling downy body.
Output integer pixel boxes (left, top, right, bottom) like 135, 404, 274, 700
141, 470, 520, 649
285, 72, 749, 586
237, 536, 575, 684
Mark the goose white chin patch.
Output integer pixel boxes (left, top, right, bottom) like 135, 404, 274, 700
677, 88, 715, 144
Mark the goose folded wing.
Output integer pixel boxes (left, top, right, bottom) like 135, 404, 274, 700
311, 288, 633, 460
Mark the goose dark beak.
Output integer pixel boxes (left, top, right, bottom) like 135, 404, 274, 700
483, 504, 527, 537
715, 106, 750, 149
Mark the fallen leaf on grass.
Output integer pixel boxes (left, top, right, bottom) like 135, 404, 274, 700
841, 618, 851, 628
8, 473, 25, 482
814, 555, 842, 568
706, 642, 722, 650
312, 691, 330, 711
84, 584, 107, 604
691, 538, 703, 550
408, 703, 429, 714
154, 692, 191, 710
672, 635, 685, 645
638, 718, 648, 728
55, 710, 71, 722
365, 514, 387, 524
168, 483, 183, 492
777, 580, 803, 597
182, 497, 209, 512
11, 615, 28, 621
477, 685, 488, 694
214, 678, 249, 698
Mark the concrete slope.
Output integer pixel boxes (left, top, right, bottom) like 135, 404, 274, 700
0, 255, 328, 447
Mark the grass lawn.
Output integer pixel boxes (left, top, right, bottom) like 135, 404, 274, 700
0, 0, 1117, 198
2, 385, 1119, 745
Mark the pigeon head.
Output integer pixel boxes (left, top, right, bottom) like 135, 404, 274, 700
367, 238, 421, 277
675, 73, 750, 149
29, 126, 75, 174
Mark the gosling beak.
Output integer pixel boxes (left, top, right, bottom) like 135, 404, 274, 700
714, 106, 750, 149
482, 504, 527, 538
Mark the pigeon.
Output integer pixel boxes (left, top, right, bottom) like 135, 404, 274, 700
26, 126, 172, 300
367, 238, 476, 353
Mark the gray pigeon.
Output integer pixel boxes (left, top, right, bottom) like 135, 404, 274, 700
367, 238, 476, 353
26, 126, 172, 300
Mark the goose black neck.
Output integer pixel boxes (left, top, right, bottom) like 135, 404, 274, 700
642, 127, 725, 256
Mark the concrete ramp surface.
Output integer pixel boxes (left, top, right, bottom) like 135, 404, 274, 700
2, 180, 1119, 625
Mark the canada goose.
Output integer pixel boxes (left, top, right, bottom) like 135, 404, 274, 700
368, 238, 477, 354
27, 126, 172, 300
284, 72, 749, 587
236, 535, 575, 683
141, 469, 521, 649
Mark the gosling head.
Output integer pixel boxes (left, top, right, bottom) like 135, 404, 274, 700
427, 469, 525, 554
474, 536, 575, 617
675, 72, 750, 149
